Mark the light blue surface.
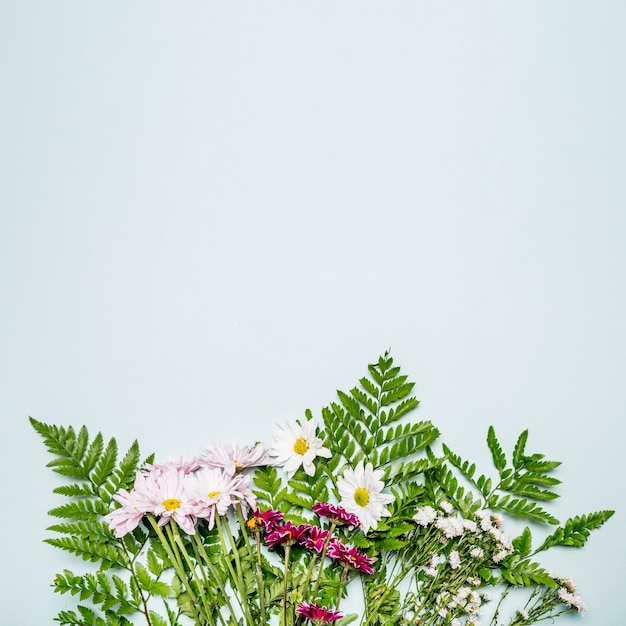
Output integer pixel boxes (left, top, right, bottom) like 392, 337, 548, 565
1, 3, 624, 623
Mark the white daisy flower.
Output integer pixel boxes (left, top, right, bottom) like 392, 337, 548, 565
337, 461, 394, 534
270, 417, 331, 478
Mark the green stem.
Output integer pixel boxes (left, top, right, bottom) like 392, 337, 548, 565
336, 567, 349, 612
216, 515, 254, 625
191, 532, 234, 626
282, 544, 292, 626
120, 540, 154, 626
252, 531, 267, 624
146, 516, 204, 625
168, 522, 213, 624
309, 521, 337, 603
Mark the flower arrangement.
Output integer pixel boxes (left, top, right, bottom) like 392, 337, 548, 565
32, 353, 613, 626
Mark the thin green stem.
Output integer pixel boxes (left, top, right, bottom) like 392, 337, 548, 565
335, 566, 349, 612
168, 523, 213, 624
216, 515, 254, 625
252, 531, 267, 624
146, 516, 204, 625
309, 521, 337, 603
120, 540, 154, 626
282, 544, 292, 626
191, 532, 234, 626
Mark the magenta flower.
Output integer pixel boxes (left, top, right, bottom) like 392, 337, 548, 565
264, 520, 308, 548
326, 539, 375, 574
312, 502, 361, 528
246, 507, 284, 532
295, 602, 343, 623
298, 524, 330, 553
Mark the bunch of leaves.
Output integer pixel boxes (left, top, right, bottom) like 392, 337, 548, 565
252, 352, 445, 623
33, 353, 615, 626
420, 426, 614, 624
30, 417, 185, 626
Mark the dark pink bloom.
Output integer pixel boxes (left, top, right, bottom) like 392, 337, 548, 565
264, 520, 308, 548
295, 602, 343, 623
246, 507, 284, 532
299, 524, 330, 553
326, 540, 375, 574
312, 502, 361, 528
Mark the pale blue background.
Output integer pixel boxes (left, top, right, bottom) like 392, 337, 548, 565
1, 2, 624, 624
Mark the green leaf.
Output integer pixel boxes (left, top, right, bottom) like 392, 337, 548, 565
536, 510, 615, 552
148, 611, 169, 626
511, 429, 528, 470
512, 527, 532, 556
91, 438, 118, 487
487, 494, 559, 525
487, 426, 506, 473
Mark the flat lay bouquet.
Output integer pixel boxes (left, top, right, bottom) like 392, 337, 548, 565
32, 353, 613, 626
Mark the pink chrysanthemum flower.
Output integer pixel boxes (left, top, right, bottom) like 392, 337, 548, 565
230, 472, 257, 513
135, 466, 197, 535
145, 456, 201, 476
295, 602, 343, 623
312, 502, 361, 528
326, 539, 375, 574
186, 467, 239, 529
104, 473, 153, 538
200, 442, 268, 476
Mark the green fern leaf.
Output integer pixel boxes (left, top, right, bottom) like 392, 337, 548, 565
91, 438, 118, 487
54, 483, 96, 497
512, 527, 533, 556
359, 376, 379, 400
536, 510, 615, 552
148, 611, 169, 626
487, 494, 559, 525
512, 430, 528, 469
49, 499, 108, 520
82, 433, 102, 476
487, 426, 506, 473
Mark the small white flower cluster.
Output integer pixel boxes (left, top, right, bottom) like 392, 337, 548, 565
412, 502, 514, 569
406, 502, 521, 625
557, 586, 586, 613
543, 571, 586, 614
435, 587, 483, 624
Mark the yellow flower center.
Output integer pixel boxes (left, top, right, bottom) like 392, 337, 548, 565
162, 498, 181, 511
293, 437, 309, 456
354, 488, 370, 507
207, 490, 221, 499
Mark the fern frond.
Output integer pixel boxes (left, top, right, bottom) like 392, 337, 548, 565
487, 426, 506, 473
487, 494, 559, 525
91, 438, 118, 487
536, 510, 615, 552
45, 536, 129, 568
